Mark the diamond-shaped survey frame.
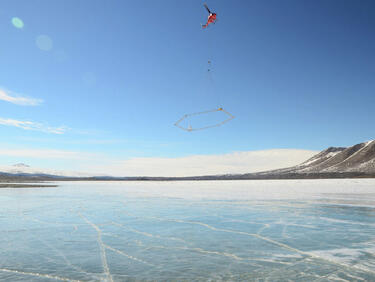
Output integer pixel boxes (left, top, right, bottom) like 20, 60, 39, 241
174, 107, 235, 132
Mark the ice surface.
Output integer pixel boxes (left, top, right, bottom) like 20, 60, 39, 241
0, 179, 374, 281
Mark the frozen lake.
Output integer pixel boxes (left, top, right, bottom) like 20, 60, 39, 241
0, 179, 374, 281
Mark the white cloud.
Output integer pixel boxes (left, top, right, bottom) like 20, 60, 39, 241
0, 118, 68, 134
86, 149, 319, 177
0, 89, 43, 106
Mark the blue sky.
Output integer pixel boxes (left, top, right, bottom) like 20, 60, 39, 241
0, 0, 374, 175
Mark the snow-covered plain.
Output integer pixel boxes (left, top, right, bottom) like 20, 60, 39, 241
0, 179, 374, 281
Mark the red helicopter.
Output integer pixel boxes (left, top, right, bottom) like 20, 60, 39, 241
202, 3, 217, 28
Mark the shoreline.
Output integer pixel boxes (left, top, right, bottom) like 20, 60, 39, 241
0, 184, 58, 188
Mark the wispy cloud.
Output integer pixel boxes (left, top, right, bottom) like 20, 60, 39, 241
18, 136, 128, 145
0, 88, 43, 106
0, 118, 68, 134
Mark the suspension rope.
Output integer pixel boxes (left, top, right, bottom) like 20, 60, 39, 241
174, 3, 234, 132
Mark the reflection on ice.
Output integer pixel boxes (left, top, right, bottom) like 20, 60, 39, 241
0, 179, 374, 281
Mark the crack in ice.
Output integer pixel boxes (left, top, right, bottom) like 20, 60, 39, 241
123, 212, 375, 276
28, 232, 100, 280
78, 213, 113, 282
111, 221, 187, 244
104, 244, 154, 266
0, 267, 83, 281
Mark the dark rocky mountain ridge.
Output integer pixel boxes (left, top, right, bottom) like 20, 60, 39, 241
265, 140, 375, 175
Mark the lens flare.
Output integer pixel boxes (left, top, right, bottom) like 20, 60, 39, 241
11, 17, 24, 29
36, 35, 53, 51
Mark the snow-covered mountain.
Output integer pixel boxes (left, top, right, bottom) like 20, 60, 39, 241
13, 163, 30, 168
256, 140, 375, 176
0, 164, 92, 178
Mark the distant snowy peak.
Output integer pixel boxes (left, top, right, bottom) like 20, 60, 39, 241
13, 163, 30, 168
0, 164, 93, 178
